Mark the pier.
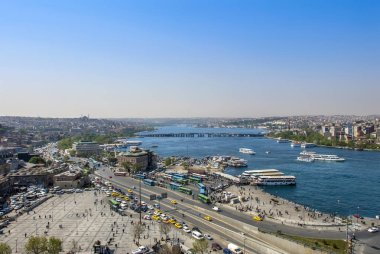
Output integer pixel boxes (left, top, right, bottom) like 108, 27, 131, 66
139, 132, 265, 138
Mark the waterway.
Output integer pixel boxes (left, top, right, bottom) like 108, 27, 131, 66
130, 125, 380, 218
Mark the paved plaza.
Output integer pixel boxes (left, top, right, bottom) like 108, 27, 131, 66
0, 191, 195, 253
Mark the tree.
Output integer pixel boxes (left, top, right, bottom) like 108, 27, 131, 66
133, 223, 145, 244
25, 236, 48, 254
159, 223, 171, 240
158, 244, 181, 254
0, 242, 12, 254
164, 157, 172, 167
47, 237, 62, 254
192, 239, 208, 254
28, 156, 46, 164
122, 161, 132, 173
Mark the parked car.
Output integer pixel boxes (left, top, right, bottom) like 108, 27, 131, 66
212, 243, 222, 251
204, 234, 213, 240
132, 246, 149, 254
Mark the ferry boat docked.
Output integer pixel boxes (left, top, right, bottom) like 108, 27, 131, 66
301, 143, 316, 148
254, 175, 296, 186
241, 169, 284, 178
277, 138, 290, 143
297, 156, 315, 162
290, 142, 302, 147
239, 148, 256, 155
227, 157, 248, 167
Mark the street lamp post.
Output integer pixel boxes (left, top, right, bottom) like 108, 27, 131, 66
356, 206, 360, 224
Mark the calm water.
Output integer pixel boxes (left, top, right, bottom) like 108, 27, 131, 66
134, 126, 380, 218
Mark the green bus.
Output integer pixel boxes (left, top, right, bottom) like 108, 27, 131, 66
198, 194, 211, 204
173, 178, 189, 185
189, 176, 202, 183
108, 199, 120, 207
178, 187, 192, 195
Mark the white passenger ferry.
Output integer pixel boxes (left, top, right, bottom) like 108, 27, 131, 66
255, 175, 296, 186
312, 154, 345, 162
299, 151, 345, 162
297, 156, 315, 162
239, 148, 256, 155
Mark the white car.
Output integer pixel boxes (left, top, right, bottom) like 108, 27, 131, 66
204, 234, 213, 240
368, 227, 379, 233
143, 215, 151, 220
183, 226, 191, 233
132, 246, 149, 254
148, 205, 154, 210
212, 206, 221, 212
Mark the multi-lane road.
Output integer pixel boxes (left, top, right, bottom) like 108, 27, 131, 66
94, 166, 380, 254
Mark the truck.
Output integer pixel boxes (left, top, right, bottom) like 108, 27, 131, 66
227, 243, 243, 254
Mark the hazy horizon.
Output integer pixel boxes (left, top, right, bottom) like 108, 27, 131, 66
1, 1, 379, 118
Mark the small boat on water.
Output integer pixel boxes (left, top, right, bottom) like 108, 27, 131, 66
265, 151, 271, 154
239, 148, 255, 155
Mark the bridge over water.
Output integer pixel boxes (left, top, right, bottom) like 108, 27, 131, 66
139, 132, 265, 138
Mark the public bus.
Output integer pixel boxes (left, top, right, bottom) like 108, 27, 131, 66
134, 174, 146, 179
169, 182, 182, 190
143, 179, 156, 186
173, 177, 189, 185
198, 194, 211, 204
189, 176, 202, 183
173, 173, 187, 179
197, 183, 207, 195
108, 199, 120, 207
114, 171, 127, 176
191, 173, 208, 180
178, 187, 192, 195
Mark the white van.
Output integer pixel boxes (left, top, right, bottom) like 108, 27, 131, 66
192, 231, 204, 240
227, 243, 243, 254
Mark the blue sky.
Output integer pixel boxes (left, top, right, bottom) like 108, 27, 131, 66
1, 0, 379, 117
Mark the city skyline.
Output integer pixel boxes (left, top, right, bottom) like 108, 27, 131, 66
1, 0, 379, 118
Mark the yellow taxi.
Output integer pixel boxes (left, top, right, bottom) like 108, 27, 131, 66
111, 192, 120, 197
124, 197, 130, 201
169, 219, 176, 224
119, 195, 125, 199
204, 215, 212, 221
127, 189, 133, 193
154, 209, 162, 214
171, 200, 177, 205
175, 223, 183, 229
152, 215, 160, 221
253, 215, 264, 221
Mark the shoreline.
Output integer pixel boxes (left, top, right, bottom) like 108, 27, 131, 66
166, 165, 378, 230
266, 136, 380, 152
